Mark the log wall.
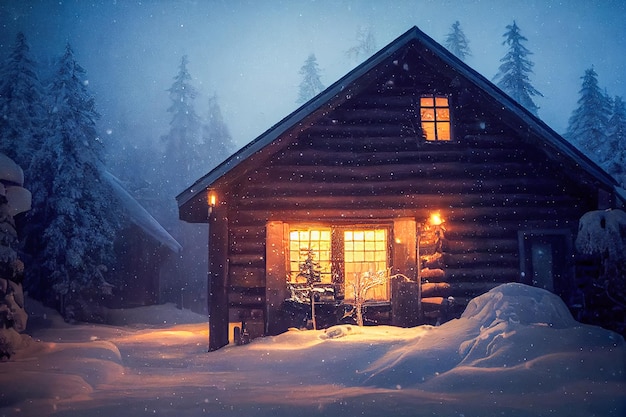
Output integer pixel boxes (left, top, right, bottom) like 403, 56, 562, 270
220, 48, 599, 329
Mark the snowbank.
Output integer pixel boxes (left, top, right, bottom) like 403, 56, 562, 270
1, 283, 624, 417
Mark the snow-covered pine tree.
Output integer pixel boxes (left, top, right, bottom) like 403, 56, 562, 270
0, 32, 46, 170
296, 54, 325, 104
200, 93, 235, 168
444, 21, 471, 61
345, 25, 376, 63
565, 67, 612, 163
157, 56, 212, 310
604, 96, 626, 187
24, 43, 120, 315
160, 55, 203, 192
493, 21, 543, 116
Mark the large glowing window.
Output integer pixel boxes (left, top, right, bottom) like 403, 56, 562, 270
344, 228, 389, 301
420, 95, 451, 141
288, 228, 332, 283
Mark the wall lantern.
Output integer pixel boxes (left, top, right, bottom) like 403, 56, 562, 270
207, 189, 218, 216
429, 211, 443, 226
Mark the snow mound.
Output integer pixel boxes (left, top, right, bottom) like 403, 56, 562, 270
364, 283, 625, 389
461, 282, 577, 328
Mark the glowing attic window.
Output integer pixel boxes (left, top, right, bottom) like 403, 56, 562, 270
420, 95, 451, 141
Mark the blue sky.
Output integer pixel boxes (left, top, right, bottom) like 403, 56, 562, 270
1, 0, 624, 148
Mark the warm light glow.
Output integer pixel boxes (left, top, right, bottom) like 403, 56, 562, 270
207, 190, 218, 207
420, 95, 450, 141
429, 212, 443, 226
288, 227, 332, 283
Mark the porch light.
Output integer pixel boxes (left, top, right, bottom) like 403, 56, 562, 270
207, 189, 218, 216
429, 212, 443, 226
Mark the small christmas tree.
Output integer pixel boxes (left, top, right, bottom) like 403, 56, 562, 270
297, 249, 321, 329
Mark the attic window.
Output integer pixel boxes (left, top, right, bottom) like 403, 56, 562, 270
420, 95, 451, 141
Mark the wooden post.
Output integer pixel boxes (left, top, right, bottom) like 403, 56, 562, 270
265, 221, 289, 335
208, 203, 229, 351
391, 218, 419, 327
416, 223, 423, 323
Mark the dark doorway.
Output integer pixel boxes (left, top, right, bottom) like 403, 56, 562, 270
518, 230, 573, 300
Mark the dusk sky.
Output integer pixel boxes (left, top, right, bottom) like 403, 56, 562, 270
1, 0, 625, 150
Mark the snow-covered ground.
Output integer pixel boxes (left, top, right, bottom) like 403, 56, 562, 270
1, 283, 624, 417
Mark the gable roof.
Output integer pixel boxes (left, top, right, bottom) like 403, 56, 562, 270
104, 170, 182, 252
177, 26, 619, 219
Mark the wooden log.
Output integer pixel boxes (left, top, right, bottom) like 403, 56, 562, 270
420, 268, 445, 280
444, 267, 520, 283
228, 291, 265, 309
421, 282, 451, 297
443, 238, 519, 254
229, 266, 265, 288
234, 192, 577, 213
229, 254, 265, 268
440, 252, 519, 269
447, 281, 503, 297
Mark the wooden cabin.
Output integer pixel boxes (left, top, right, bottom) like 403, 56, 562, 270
177, 26, 622, 350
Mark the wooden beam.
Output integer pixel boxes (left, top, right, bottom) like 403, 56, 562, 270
208, 204, 229, 351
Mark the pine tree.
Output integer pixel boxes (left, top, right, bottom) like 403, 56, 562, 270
157, 56, 211, 309
493, 21, 543, 115
296, 54, 325, 104
345, 25, 376, 63
0, 32, 46, 170
200, 93, 235, 168
161, 55, 203, 192
565, 67, 612, 163
24, 43, 119, 313
444, 21, 471, 61
605, 96, 626, 187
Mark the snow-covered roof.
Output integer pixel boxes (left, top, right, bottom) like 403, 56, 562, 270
177, 26, 618, 218
104, 170, 182, 253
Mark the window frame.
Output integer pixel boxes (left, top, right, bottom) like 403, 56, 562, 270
287, 223, 392, 302
419, 94, 452, 142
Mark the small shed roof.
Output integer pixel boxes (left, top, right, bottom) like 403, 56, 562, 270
177, 26, 619, 221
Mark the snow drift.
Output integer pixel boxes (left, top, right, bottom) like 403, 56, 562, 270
2, 283, 624, 417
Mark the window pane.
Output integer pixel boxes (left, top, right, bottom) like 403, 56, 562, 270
344, 228, 389, 301
421, 108, 434, 121
421, 95, 451, 142
436, 108, 450, 121
288, 227, 332, 283
437, 122, 451, 141
435, 96, 449, 107
420, 96, 434, 107
422, 122, 436, 141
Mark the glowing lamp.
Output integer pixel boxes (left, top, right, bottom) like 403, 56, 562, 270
429, 212, 443, 226
207, 189, 218, 216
